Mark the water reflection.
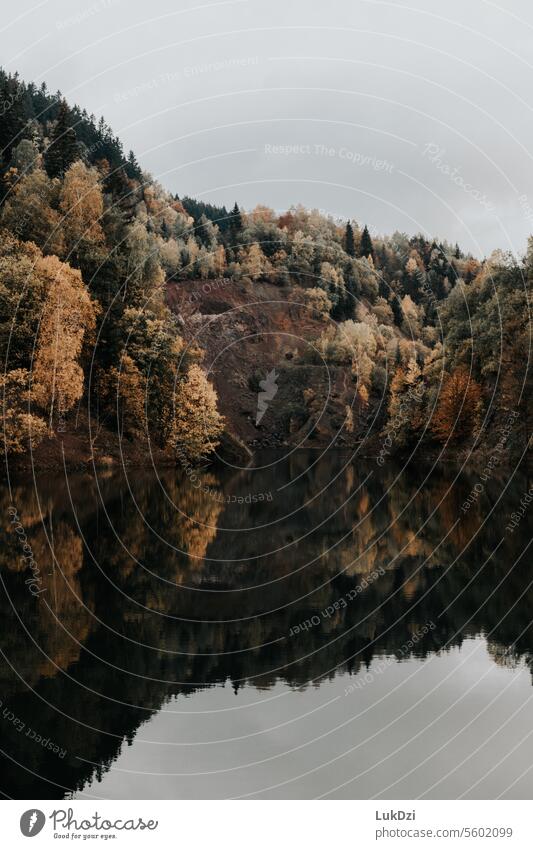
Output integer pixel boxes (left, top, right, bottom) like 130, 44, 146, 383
0, 453, 532, 798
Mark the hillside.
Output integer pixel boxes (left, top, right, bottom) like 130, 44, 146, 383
0, 68, 532, 468
168, 279, 382, 450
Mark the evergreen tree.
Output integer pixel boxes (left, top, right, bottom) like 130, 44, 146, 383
44, 100, 78, 178
227, 201, 243, 258
391, 294, 404, 327
181, 197, 230, 231
344, 272, 360, 319
345, 221, 355, 257
359, 225, 374, 260
378, 275, 389, 299
125, 149, 142, 180
230, 202, 243, 238
0, 72, 30, 165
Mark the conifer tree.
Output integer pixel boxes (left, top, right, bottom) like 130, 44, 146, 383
229, 202, 243, 244
391, 294, 404, 327
359, 225, 374, 260
0, 72, 30, 164
44, 100, 78, 178
125, 150, 142, 180
345, 221, 355, 257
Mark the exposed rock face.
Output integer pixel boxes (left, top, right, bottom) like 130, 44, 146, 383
167, 279, 365, 450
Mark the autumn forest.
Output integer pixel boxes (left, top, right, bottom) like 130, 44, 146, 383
0, 68, 531, 468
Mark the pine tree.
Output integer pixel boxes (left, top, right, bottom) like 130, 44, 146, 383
378, 275, 389, 299
345, 221, 355, 257
0, 72, 30, 164
391, 294, 404, 327
229, 202, 243, 243
44, 100, 79, 178
359, 225, 374, 260
125, 149, 142, 180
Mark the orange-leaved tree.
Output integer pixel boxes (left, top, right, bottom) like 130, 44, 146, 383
431, 365, 482, 443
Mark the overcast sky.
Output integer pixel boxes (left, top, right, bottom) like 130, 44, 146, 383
3, 0, 533, 257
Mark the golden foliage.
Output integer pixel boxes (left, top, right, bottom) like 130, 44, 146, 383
170, 364, 224, 460
431, 365, 482, 443
0, 369, 48, 453
32, 254, 97, 426
59, 161, 105, 253
99, 354, 146, 438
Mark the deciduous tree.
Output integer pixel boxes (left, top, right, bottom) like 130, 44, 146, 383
170, 364, 224, 460
32, 255, 97, 430
431, 366, 482, 443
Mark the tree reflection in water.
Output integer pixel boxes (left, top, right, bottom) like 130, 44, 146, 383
0, 453, 531, 798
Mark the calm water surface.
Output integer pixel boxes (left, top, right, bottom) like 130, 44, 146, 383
1, 452, 532, 799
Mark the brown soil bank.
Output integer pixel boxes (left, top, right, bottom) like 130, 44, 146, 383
167, 278, 364, 451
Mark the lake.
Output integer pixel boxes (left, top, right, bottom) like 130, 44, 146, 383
1, 451, 532, 799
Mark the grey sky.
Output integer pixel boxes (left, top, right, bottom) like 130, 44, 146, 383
3, 0, 533, 257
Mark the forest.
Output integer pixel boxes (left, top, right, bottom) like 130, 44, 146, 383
0, 69, 531, 466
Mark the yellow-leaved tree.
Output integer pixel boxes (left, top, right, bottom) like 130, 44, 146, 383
99, 354, 146, 439
1, 369, 48, 453
170, 364, 224, 460
59, 160, 105, 265
32, 255, 97, 431
1, 167, 65, 256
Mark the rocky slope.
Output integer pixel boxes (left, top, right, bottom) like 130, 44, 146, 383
167, 279, 367, 451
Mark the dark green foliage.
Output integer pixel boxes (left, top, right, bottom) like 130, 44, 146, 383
345, 221, 355, 257
125, 150, 142, 181
331, 289, 353, 321
4, 74, 132, 176
181, 197, 230, 231
247, 371, 263, 393
359, 225, 374, 260
378, 275, 389, 299
44, 100, 79, 178
229, 201, 243, 241
0, 71, 31, 165
391, 295, 404, 327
